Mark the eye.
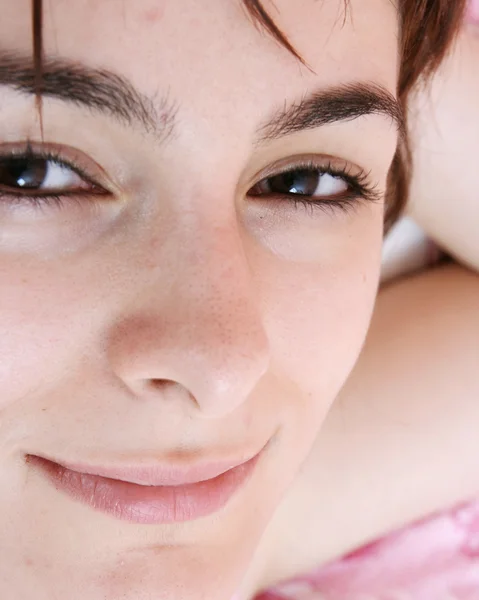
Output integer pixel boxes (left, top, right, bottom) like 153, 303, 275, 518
0, 144, 111, 213
247, 159, 382, 216
0, 154, 92, 195
249, 168, 348, 199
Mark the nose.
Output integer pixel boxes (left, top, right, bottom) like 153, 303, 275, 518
107, 218, 270, 418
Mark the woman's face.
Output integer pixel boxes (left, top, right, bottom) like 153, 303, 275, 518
0, 1, 398, 598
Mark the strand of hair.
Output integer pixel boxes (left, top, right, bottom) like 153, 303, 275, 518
32, 0, 44, 140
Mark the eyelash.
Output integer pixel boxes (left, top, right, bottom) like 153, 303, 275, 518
0, 149, 381, 216
248, 158, 382, 216
0, 147, 108, 211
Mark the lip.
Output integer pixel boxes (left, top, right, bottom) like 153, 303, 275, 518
37, 451, 261, 486
26, 447, 264, 524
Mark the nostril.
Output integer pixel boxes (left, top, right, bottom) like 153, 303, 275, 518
149, 378, 193, 400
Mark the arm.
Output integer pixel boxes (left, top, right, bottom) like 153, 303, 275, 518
262, 264, 479, 580
406, 21, 479, 271
317, 264, 479, 558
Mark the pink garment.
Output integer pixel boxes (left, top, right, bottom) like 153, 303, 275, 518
254, 498, 479, 600
468, 0, 479, 24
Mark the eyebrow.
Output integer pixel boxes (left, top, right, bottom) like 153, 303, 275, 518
0, 52, 403, 145
257, 82, 404, 144
0, 52, 177, 142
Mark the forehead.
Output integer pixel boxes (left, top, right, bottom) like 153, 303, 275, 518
0, 0, 398, 131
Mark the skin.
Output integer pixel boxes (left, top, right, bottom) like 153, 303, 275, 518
407, 19, 479, 270
245, 264, 479, 597
235, 15, 479, 598
0, 1, 399, 599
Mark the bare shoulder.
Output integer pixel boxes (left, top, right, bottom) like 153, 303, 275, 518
261, 264, 479, 588
367, 262, 479, 363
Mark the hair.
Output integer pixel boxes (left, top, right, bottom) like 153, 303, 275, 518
32, 0, 467, 232
243, 0, 468, 231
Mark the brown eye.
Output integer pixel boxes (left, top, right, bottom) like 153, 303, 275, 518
0, 155, 89, 194
0, 156, 48, 189
249, 168, 348, 199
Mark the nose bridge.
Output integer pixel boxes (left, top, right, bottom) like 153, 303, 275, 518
172, 221, 270, 411
183, 221, 256, 321
112, 217, 270, 418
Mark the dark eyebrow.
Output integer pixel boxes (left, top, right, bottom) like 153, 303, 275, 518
0, 52, 402, 147
256, 82, 404, 144
0, 52, 177, 142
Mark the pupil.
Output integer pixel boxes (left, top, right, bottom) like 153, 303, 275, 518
0, 157, 48, 189
269, 169, 319, 195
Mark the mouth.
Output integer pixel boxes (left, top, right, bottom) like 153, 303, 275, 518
26, 447, 265, 525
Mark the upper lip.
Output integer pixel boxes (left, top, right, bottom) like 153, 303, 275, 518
28, 446, 264, 487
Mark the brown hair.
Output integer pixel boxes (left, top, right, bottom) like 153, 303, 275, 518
242, 0, 468, 231
32, 0, 466, 231
388, 0, 467, 230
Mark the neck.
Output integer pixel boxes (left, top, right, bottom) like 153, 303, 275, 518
232, 527, 286, 600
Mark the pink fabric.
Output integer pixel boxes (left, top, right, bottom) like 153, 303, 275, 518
255, 499, 479, 600
467, 0, 479, 24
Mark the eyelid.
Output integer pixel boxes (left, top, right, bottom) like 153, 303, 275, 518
247, 153, 369, 189
0, 141, 114, 195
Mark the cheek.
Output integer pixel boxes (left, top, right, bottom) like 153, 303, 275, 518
0, 280, 53, 405
259, 218, 383, 414
0, 261, 95, 410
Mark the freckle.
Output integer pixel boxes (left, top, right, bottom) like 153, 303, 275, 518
143, 7, 164, 23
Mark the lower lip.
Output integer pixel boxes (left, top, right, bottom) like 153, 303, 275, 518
28, 453, 261, 524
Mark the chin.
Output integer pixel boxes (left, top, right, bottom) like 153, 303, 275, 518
88, 541, 255, 600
